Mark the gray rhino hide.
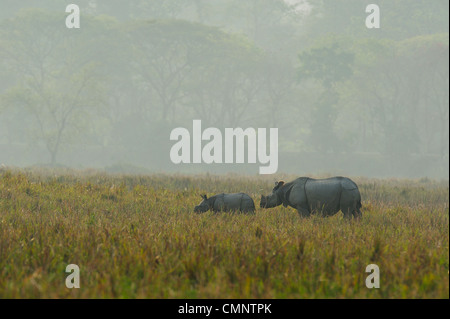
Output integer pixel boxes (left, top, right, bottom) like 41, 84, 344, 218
212, 193, 255, 213
279, 177, 361, 218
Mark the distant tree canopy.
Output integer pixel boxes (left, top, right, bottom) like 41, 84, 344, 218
305, 0, 449, 41
0, 9, 116, 164
0, 2, 448, 177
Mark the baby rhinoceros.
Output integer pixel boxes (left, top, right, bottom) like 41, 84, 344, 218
194, 193, 255, 214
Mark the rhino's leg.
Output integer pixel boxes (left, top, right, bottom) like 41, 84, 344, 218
244, 208, 256, 215
340, 199, 355, 219
340, 189, 362, 219
340, 204, 363, 219
353, 208, 362, 219
297, 206, 311, 218
214, 198, 225, 213
241, 197, 255, 214
352, 202, 362, 219
339, 199, 354, 219
245, 204, 256, 214
342, 207, 353, 219
240, 205, 254, 214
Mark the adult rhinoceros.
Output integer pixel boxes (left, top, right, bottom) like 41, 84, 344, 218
260, 177, 362, 219
194, 193, 255, 214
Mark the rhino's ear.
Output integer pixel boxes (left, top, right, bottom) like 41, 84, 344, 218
274, 181, 285, 190
201, 194, 208, 200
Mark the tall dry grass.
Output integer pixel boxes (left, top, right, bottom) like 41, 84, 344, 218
0, 168, 448, 298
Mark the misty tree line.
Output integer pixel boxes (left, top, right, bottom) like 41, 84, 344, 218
0, 0, 448, 176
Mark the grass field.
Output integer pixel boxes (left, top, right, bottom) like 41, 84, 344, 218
0, 168, 448, 298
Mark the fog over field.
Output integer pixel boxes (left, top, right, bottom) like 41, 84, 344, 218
0, 0, 448, 179
0, 1, 449, 301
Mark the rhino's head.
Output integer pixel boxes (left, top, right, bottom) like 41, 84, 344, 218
260, 181, 285, 208
194, 194, 210, 213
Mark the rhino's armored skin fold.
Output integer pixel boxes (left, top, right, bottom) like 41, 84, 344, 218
260, 177, 362, 219
195, 193, 256, 214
